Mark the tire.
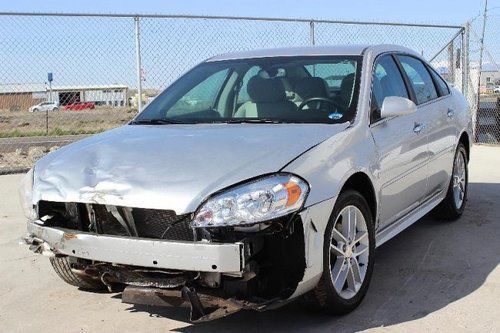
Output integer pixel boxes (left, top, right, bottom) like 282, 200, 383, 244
304, 189, 375, 314
32, 108, 39, 112
52, 107, 59, 112
50, 257, 105, 291
433, 143, 468, 220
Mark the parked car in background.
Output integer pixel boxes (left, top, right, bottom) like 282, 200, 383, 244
64, 101, 95, 111
21, 45, 472, 322
28, 101, 59, 112
494, 86, 500, 93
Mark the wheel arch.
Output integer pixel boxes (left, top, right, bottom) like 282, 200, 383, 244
459, 131, 470, 161
338, 172, 377, 223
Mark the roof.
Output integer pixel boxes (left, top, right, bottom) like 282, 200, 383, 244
207, 45, 371, 61
52, 84, 128, 91
206, 44, 419, 62
0, 83, 46, 94
481, 62, 500, 73
0, 83, 129, 94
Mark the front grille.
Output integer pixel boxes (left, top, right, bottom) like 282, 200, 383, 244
38, 201, 195, 242
92, 204, 194, 241
132, 208, 194, 241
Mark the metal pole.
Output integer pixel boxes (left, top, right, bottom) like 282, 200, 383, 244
310, 21, 316, 76
134, 16, 143, 113
462, 23, 469, 103
46, 81, 52, 135
0, 12, 465, 29
309, 20, 315, 45
476, 0, 488, 141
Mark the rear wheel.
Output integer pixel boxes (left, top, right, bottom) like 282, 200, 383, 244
305, 190, 375, 314
50, 257, 105, 291
433, 143, 468, 220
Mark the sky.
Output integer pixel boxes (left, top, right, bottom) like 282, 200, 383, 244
0, 0, 496, 91
0, 0, 488, 25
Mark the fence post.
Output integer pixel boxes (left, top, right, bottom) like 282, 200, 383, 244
462, 22, 475, 140
309, 20, 315, 45
134, 16, 143, 113
462, 24, 469, 98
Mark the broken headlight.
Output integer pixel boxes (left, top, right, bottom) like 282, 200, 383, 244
19, 168, 37, 220
192, 173, 309, 228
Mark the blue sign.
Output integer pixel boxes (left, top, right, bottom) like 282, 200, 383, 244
47, 72, 53, 82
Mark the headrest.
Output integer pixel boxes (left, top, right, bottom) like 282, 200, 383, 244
294, 77, 329, 100
340, 73, 355, 103
247, 76, 286, 103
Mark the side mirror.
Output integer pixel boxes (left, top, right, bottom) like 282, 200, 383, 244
380, 96, 417, 118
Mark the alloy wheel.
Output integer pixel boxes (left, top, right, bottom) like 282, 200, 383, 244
329, 205, 369, 299
453, 150, 466, 209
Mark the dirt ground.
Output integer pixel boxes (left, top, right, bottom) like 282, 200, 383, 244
0, 107, 135, 137
0, 145, 498, 332
0, 107, 136, 172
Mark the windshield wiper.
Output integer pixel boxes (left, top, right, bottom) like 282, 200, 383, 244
220, 118, 285, 124
130, 119, 186, 125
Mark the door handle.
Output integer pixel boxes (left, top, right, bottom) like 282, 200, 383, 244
447, 108, 455, 118
413, 122, 425, 134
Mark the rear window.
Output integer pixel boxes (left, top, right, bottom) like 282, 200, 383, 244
428, 66, 450, 96
397, 55, 438, 104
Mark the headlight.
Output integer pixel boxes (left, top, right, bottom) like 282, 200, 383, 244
19, 168, 37, 220
192, 173, 309, 228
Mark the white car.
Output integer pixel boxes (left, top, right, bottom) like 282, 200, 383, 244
29, 101, 59, 112
21, 44, 471, 322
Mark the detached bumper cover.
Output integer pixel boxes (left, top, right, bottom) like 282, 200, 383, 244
26, 221, 244, 273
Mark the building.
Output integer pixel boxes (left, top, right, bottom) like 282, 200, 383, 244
480, 63, 500, 87
0, 83, 47, 111
0, 83, 129, 111
51, 84, 128, 107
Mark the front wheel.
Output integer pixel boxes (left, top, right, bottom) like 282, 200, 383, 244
50, 257, 105, 291
305, 190, 375, 314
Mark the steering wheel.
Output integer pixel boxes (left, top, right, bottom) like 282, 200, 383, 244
297, 97, 343, 112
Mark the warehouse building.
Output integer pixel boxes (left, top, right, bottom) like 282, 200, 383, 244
0, 83, 47, 111
51, 84, 128, 107
0, 83, 128, 111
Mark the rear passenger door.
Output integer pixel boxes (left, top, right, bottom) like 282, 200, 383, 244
396, 55, 454, 200
370, 54, 429, 228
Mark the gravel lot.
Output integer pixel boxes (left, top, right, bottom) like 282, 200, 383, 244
0, 145, 498, 333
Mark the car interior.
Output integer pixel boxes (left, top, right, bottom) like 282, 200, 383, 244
137, 57, 361, 124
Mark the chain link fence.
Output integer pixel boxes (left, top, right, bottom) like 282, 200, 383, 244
467, 12, 500, 144
0, 13, 471, 173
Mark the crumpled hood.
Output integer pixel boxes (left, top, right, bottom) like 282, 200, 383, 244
33, 123, 348, 213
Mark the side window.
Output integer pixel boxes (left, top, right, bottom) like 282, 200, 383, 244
397, 55, 438, 104
428, 66, 450, 96
371, 55, 409, 121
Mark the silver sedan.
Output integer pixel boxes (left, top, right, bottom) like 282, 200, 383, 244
20, 44, 471, 322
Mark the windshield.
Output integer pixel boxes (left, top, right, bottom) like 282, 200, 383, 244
134, 56, 361, 124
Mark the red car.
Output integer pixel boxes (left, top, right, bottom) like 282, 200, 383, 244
64, 102, 95, 111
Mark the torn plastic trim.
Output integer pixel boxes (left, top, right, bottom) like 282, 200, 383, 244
121, 285, 280, 322
25, 221, 245, 273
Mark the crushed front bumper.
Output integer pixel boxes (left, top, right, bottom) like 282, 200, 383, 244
25, 221, 245, 273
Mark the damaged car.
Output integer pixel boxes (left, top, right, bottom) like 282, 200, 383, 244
21, 44, 472, 322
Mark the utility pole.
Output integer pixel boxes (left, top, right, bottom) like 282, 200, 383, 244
477, 0, 488, 114
473, 0, 488, 141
